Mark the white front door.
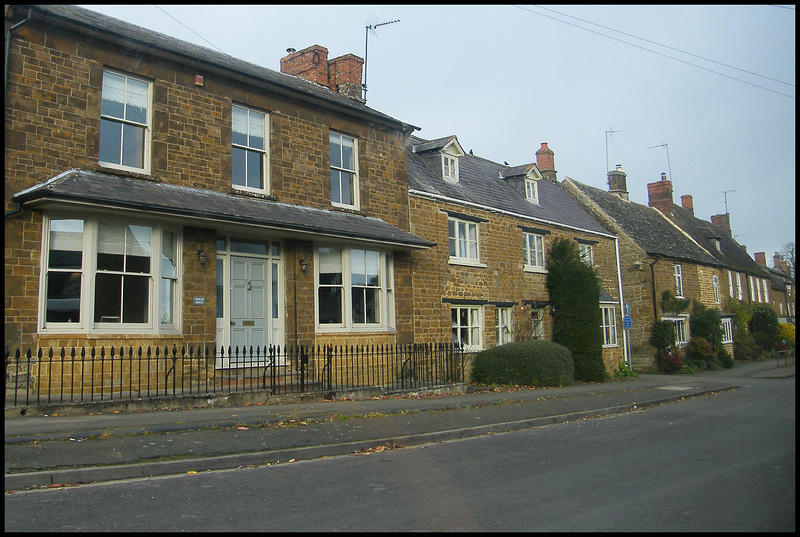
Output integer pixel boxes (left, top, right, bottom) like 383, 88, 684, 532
230, 256, 267, 357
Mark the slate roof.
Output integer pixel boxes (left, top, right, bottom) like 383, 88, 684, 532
406, 136, 612, 237
12, 170, 435, 250
669, 206, 770, 278
15, 5, 416, 133
564, 178, 722, 266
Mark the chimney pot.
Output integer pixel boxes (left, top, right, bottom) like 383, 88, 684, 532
535, 142, 557, 183
661, 172, 667, 181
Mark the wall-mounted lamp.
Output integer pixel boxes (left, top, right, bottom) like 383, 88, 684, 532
299, 259, 308, 273
197, 249, 207, 266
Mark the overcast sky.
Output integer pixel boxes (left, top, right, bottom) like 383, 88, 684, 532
80, 4, 796, 264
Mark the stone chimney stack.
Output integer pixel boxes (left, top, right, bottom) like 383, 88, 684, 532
607, 164, 629, 200
754, 252, 767, 266
646, 172, 673, 214
681, 195, 694, 214
280, 45, 365, 102
535, 142, 557, 183
774, 252, 791, 275
711, 213, 732, 236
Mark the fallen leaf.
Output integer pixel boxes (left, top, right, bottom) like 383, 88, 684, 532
186, 471, 198, 474
236, 426, 249, 430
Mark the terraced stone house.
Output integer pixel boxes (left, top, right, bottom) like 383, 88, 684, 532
4, 5, 435, 395
564, 169, 773, 370
407, 137, 627, 373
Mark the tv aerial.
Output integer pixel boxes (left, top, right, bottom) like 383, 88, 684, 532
648, 142, 672, 182
716, 190, 735, 214
363, 17, 399, 102
605, 127, 629, 174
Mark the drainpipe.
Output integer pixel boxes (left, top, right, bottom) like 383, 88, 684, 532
649, 257, 660, 320
614, 237, 629, 367
5, 7, 33, 110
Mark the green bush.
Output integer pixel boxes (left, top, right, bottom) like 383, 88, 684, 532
750, 306, 780, 351
689, 302, 723, 353
470, 340, 574, 387
687, 337, 715, 363
717, 347, 734, 368
734, 331, 762, 361
650, 320, 675, 353
546, 238, 606, 382
656, 349, 682, 374
778, 323, 795, 347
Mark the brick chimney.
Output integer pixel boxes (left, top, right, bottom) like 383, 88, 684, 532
754, 252, 767, 266
535, 142, 557, 182
711, 213, 732, 236
681, 195, 693, 214
280, 45, 364, 102
647, 172, 673, 214
774, 252, 791, 275
607, 164, 629, 200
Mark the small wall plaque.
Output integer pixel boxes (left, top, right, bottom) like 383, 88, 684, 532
193, 297, 206, 306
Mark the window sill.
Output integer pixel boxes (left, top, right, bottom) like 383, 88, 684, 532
523, 266, 548, 274
448, 258, 486, 268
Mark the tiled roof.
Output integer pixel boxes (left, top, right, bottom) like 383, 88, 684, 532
406, 136, 612, 237
18, 5, 416, 133
564, 178, 722, 266
13, 170, 434, 250
669, 206, 770, 277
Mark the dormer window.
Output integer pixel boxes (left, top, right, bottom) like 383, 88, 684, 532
525, 178, 539, 204
443, 155, 458, 182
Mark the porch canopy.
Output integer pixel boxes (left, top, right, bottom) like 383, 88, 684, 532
13, 169, 435, 250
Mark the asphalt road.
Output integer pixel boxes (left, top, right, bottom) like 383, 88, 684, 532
5, 372, 794, 531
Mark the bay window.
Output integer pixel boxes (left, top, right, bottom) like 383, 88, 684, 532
41, 215, 180, 333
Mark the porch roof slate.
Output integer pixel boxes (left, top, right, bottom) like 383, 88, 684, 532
12, 170, 435, 250
406, 136, 613, 237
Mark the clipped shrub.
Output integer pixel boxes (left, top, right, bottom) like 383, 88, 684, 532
650, 320, 675, 353
734, 331, 762, 361
470, 339, 574, 387
546, 238, 606, 382
717, 347, 734, 369
687, 337, 715, 363
750, 306, 780, 351
656, 349, 682, 374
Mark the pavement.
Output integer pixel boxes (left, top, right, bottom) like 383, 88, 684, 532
5, 359, 794, 491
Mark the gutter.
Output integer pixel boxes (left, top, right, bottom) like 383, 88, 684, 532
649, 257, 660, 320
408, 189, 616, 240
614, 237, 629, 367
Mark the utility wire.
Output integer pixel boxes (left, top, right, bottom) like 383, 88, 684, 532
154, 5, 226, 54
532, 4, 793, 88
513, 5, 795, 99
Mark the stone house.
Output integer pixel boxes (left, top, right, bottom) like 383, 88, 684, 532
754, 252, 795, 325
4, 4, 434, 369
564, 169, 773, 370
407, 137, 626, 373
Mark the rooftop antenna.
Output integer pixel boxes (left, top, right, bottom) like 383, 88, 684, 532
605, 127, 629, 174
648, 142, 672, 182
363, 17, 399, 103
716, 189, 736, 214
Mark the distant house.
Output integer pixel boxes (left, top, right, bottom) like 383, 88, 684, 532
564, 170, 748, 370
407, 138, 626, 372
754, 252, 795, 324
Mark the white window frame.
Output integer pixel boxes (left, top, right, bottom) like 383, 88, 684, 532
530, 308, 545, 340
601, 305, 618, 347
728, 271, 735, 298
39, 213, 181, 334
721, 318, 733, 344
523, 232, 546, 272
99, 69, 152, 174
750, 276, 756, 302
495, 307, 512, 346
662, 315, 689, 347
712, 275, 720, 304
231, 104, 269, 194
329, 131, 359, 209
736, 273, 743, 300
451, 305, 482, 351
442, 154, 459, 182
314, 246, 394, 332
673, 264, 684, 297
762, 278, 770, 304
448, 217, 481, 265
524, 178, 539, 204
579, 243, 594, 267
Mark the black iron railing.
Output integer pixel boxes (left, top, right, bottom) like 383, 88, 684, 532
5, 342, 464, 407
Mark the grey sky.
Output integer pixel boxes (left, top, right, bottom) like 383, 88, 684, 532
80, 4, 796, 263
